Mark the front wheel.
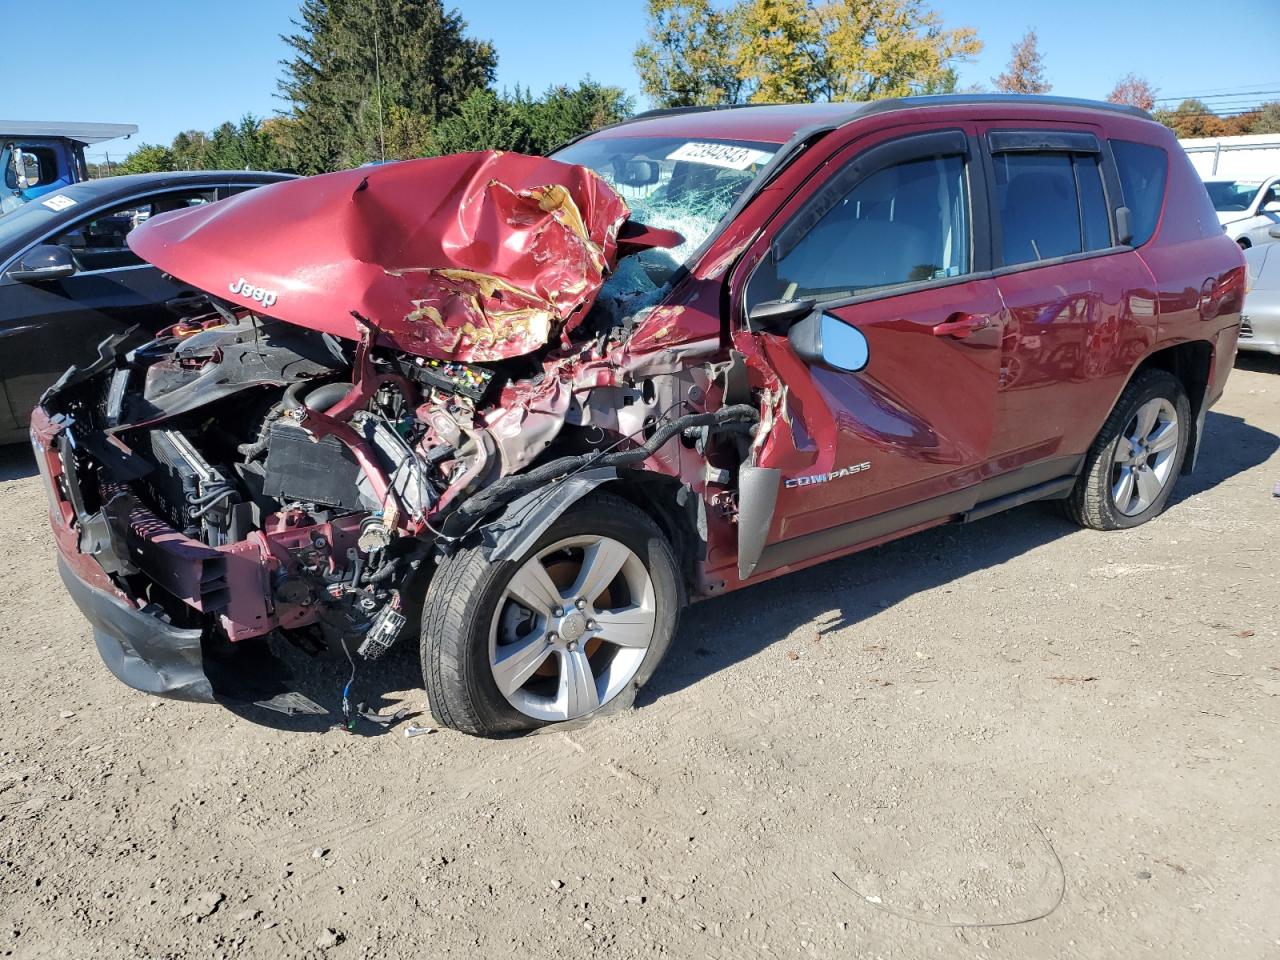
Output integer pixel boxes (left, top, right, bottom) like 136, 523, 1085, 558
421, 492, 681, 736
1065, 368, 1190, 530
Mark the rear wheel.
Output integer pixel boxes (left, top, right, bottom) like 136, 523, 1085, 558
422, 492, 681, 736
1065, 368, 1190, 530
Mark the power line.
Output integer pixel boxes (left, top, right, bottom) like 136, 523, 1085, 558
1159, 80, 1280, 99
1154, 89, 1280, 104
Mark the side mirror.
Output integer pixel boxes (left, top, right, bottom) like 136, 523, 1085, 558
746, 297, 816, 333
788, 311, 869, 373
614, 159, 660, 187
1269, 225, 1280, 239
10, 146, 35, 189
8, 244, 77, 282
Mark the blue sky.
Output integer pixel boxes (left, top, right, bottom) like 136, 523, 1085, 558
13, 0, 1280, 164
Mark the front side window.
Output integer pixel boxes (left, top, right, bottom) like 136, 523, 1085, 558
749, 153, 970, 306
992, 151, 1112, 266
3, 145, 58, 190
53, 189, 216, 272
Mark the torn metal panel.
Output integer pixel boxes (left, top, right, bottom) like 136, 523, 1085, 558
127, 152, 631, 362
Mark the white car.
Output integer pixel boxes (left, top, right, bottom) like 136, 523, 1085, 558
1204, 175, 1280, 248
1241, 233, 1280, 355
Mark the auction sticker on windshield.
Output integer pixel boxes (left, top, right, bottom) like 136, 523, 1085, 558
666, 142, 772, 171
41, 195, 77, 212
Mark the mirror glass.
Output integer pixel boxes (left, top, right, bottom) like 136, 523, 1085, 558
615, 159, 660, 187
17, 150, 40, 187
820, 313, 869, 372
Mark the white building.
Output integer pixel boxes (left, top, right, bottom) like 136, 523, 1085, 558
1179, 133, 1280, 180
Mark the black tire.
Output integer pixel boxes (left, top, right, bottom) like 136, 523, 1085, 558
1065, 368, 1191, 531
421, 492, 681, 736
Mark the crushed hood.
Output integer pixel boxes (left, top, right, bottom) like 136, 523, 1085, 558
128, 152, 631, 361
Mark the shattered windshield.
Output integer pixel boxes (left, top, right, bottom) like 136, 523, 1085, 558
553, 135, 778, 289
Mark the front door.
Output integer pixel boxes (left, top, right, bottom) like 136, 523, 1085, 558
730, 124, 1004, 572
0, 188, 215, 437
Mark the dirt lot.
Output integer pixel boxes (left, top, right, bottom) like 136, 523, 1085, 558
1, 358, 1277, 960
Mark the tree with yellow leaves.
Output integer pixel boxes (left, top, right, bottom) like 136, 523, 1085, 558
634, 0, 747, 107
635, 0, 982, 107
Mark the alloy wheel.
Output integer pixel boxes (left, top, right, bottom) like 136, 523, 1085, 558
488, 535, 656, 722
1110, 397, 1179, 516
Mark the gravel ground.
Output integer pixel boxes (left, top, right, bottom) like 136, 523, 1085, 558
1, 357, 1277, 960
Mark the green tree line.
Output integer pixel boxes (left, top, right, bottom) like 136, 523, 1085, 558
111, 0, 631, 176
109, 0, 1280, 177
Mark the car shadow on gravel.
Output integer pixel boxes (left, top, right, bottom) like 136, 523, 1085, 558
214, 634, 428, 736
0, 443, 36, 483
1234, 353, 1280, 375
641, 407, 1278, 706
1167, 409, 1279, 507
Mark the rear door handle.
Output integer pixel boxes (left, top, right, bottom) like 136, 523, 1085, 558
931, 313, 991, 339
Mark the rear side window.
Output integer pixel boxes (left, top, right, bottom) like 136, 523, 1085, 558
1076, 156, 1112, 251
992, 151, 1112, 266
1111, 140, 1168, 247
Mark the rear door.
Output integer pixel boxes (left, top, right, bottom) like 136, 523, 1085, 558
978, 123, 1158, 468
729, 122, 1004, 571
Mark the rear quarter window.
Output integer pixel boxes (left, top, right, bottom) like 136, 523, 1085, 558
1111, 140, 1168, 247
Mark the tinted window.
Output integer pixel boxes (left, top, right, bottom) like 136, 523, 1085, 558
750, 153, 970, 305
1111, 140, 1168, 247
53, 189, 216, 272
993, 151, 1114, 265
1076, 155, 1112, 251
993, 153, 1082, 265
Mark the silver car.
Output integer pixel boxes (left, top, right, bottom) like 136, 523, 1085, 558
1242, 229, 1280, 355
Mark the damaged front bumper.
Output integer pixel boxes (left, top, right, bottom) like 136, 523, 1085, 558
31, 405, 294, 704
34, 408, 215, 701
55, 553, 212, 701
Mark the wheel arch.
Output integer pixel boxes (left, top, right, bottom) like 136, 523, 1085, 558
475, 468, 702, 597
1128, 339, 1214, 474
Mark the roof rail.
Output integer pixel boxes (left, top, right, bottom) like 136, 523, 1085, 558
617, 94, 1151, 129
551, 94, 1151, 156
622, 103, 773, 123
854, 93, 1151, 121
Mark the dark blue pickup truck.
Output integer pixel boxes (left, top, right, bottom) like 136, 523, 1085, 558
2, 121, 138, 214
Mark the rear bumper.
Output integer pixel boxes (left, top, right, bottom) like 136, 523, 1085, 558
57, 554, 215, 702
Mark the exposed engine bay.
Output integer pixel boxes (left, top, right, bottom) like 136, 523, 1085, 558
37, 151, 767, 710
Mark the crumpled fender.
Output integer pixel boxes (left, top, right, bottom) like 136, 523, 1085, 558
127, 152, 631, 362
478, 467, 618, 562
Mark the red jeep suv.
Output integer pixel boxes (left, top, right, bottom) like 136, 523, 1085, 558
32, 96, 1244, 736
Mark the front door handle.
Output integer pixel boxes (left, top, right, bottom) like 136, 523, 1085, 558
931, 313, 991, 339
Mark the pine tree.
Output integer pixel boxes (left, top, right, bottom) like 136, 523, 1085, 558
278, 0, 496, 173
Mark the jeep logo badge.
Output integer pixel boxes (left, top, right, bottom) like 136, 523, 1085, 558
228, 276, 278, 309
